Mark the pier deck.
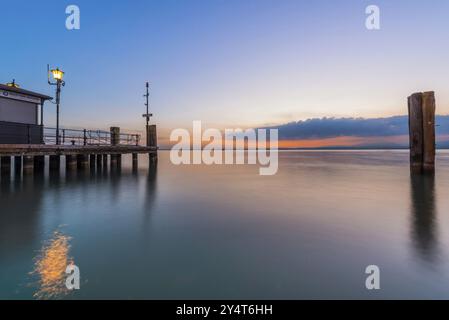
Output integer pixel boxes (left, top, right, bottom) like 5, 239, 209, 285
0, 144, 157, 156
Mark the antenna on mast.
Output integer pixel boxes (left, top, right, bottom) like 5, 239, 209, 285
142, 82, 153, 126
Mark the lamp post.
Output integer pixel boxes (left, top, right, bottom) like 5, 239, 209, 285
48, 66, 65, 145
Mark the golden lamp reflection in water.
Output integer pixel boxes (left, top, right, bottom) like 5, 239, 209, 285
30, 231, 74, 300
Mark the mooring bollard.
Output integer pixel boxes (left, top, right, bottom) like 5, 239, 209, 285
110, 127, 120, 146
408, 91, 436, 172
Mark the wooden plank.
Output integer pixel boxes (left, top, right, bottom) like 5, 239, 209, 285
408, 93, 424, 168
422, 91, 436, 171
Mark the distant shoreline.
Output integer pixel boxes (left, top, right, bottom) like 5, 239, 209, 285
156, 147, 449, 151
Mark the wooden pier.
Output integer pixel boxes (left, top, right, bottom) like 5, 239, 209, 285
0, 126, 158, 175
0, 144, 156, 157
0, 144, 157, 174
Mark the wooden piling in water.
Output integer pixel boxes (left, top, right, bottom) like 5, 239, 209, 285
66, 155, 77, 170
90, 154, 96, 169
14, 156, 22, 174
1, 156, 11, 174
147, 125, 158, 165
132, 153, 138, 170
77, 154, 89, 169
96, 154, 102, 169
49, 155, 60, 171
110, 154, 118, 166
23, 156, 34, 173
408, 91, 436, 172
408, 93, 424, 170
149, 153, 158, 165
102, 154, 108, 168
422, 92, 436, 171
34, 156, 45, 172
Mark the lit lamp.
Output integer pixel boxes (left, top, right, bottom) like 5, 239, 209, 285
48, 65, 65, 145
6, 79, 20, 88
51, 68, 64, 81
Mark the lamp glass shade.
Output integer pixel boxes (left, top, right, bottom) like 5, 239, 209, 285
51, 68, 64, 81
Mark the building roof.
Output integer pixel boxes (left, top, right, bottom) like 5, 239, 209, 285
0, 83, 53, 100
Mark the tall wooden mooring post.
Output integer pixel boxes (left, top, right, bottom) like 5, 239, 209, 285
408, 91, 436, 172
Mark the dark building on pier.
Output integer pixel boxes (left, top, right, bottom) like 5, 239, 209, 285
0, 82, 52, 144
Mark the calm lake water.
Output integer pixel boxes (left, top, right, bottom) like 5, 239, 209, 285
2, 150, 449, 299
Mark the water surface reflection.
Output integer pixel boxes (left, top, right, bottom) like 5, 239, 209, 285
1, 152, 449, 299
410, 172, 439, 264
30, 230, 73, 300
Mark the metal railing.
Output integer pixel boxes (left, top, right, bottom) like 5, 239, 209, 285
44, 127, 140, 146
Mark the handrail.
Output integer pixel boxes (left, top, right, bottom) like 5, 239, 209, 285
44, 127, 140, 146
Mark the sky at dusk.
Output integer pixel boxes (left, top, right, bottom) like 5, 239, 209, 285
1, 0, 449, 147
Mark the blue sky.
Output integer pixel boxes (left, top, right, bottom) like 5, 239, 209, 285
1, 0, 449, 145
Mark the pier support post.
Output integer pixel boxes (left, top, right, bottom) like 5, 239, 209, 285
66, 155, 77, 170
149, 153, 158, 165
102, 154, 108, 169
34, 156, 45, 172
1, 156, 11, 175
408, 91, 436, 173
96, 154, 102, 169
132, 153, 138, 171
14, 156, 22, 174
77, 154, 89, 169
110, 154, 121, 174
110, 154, 119, 166
49, 155, 61, 171
90, 154, 96, 169
23, 156, 34, 173
147, 125, 158, 165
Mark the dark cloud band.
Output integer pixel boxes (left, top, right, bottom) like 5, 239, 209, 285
262, 115, 449, 140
